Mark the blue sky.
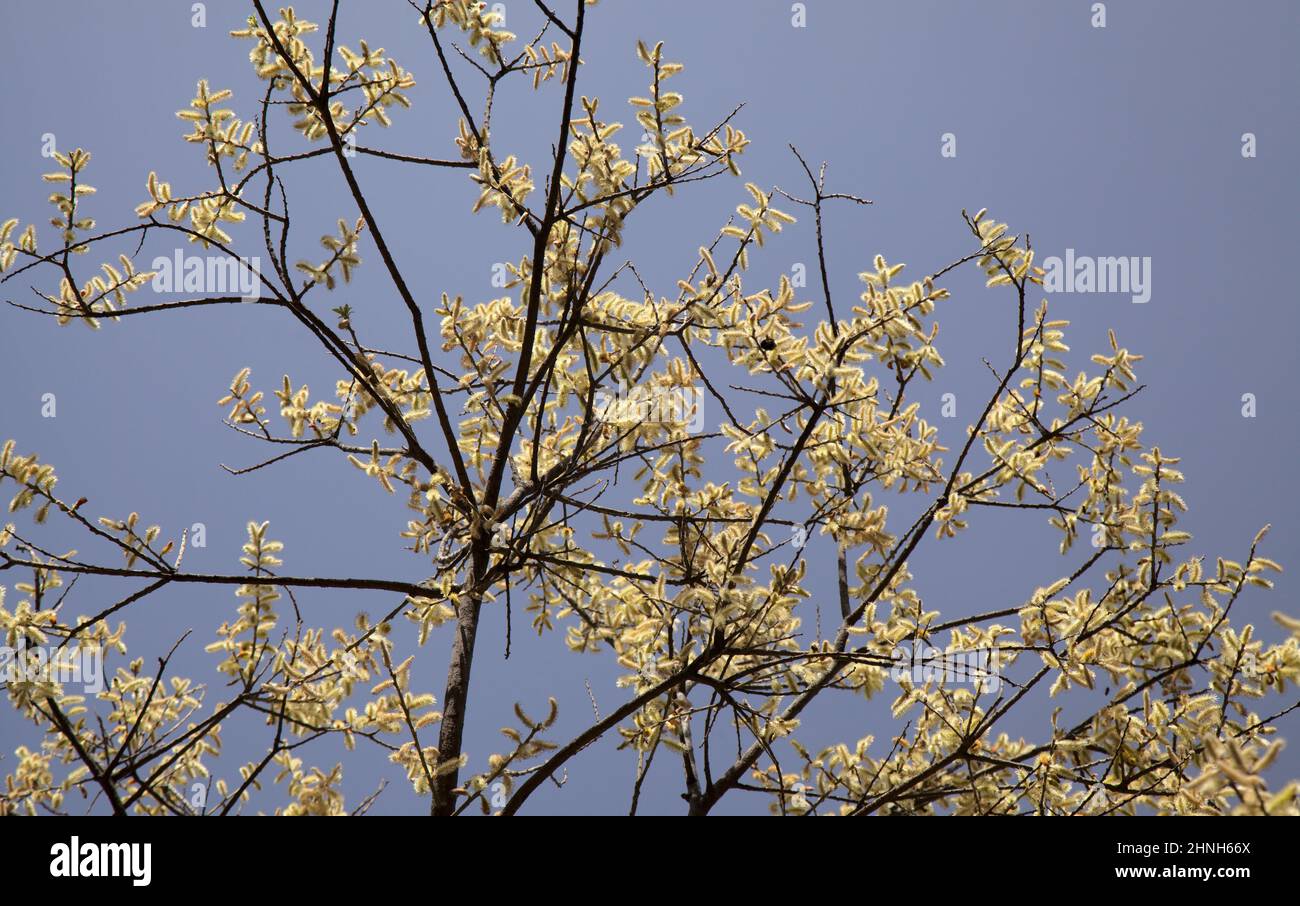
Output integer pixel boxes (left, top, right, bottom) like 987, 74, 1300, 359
1, 1, 1297, 814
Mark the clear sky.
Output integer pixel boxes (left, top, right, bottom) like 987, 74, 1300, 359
1, 0, 1297, 814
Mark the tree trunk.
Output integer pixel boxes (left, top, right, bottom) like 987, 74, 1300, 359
430, 588, 484, 816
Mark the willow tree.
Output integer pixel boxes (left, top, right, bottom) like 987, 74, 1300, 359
2, 1, 1297, 817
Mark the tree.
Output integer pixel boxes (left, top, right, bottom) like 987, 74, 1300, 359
1, 0, 1297, 817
